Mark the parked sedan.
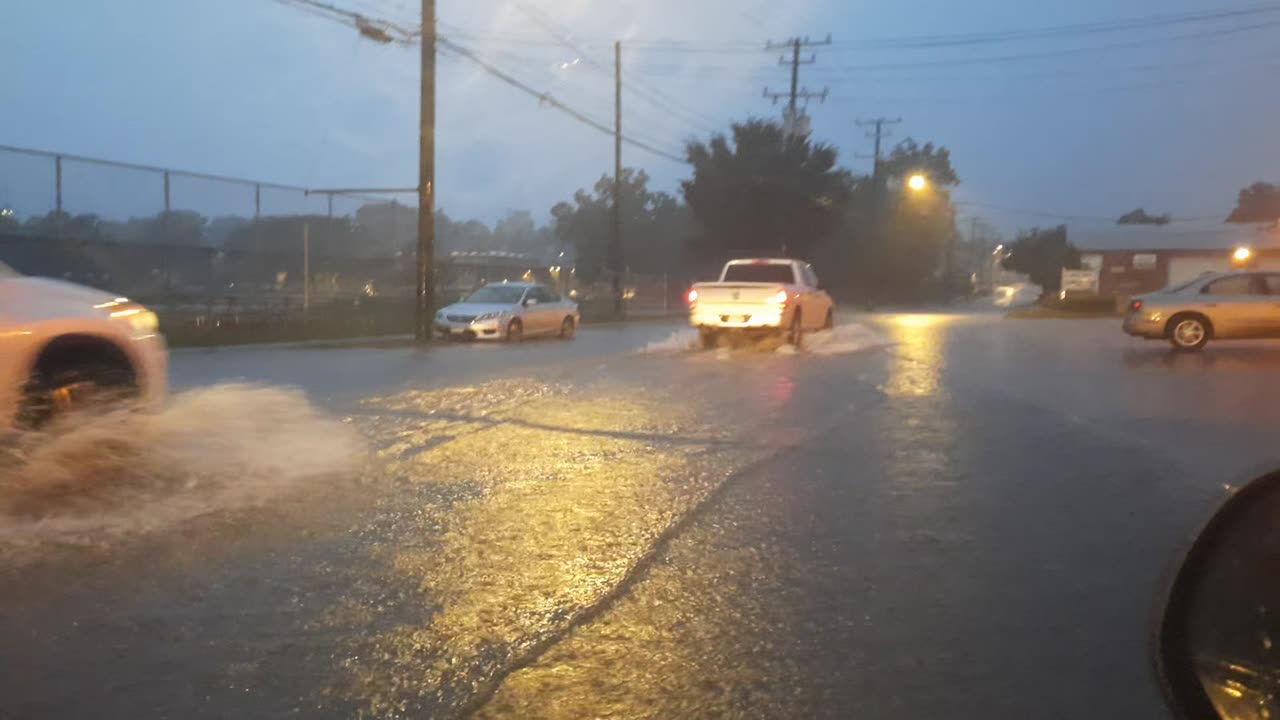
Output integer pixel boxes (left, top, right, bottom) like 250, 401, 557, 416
1123, 271, 1280, 351
434, 282, 579, 342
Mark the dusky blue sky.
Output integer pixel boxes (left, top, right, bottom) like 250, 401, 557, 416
5, 0, 1280, 238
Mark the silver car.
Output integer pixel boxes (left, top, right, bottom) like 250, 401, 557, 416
434, 282, 580, 342
1123, 271, 1280, 351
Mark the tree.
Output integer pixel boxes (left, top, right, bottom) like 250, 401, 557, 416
834, 138, 961, 301
879, 138, 959, 186
682, 120, 852, 260
1117, 208, 1170, 225
1227, 182, 1280, 223
551, 168, 692, 284
1000, 225, 1080, 296
226, 215, 354, 257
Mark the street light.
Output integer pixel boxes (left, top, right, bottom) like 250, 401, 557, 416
907, 173, 928, 192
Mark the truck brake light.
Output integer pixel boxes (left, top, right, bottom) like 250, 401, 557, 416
686, 289, 699, 304
770, 289, 789, 305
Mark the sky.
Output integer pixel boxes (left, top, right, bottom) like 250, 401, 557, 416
4, 0, 1280, 238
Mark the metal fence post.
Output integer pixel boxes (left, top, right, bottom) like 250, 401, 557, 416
54, 156, 63, 214
54, 155, 63, 239
303, 222, 311, 315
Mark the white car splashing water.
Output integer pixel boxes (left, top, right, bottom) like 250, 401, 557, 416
0, 384, 364, 554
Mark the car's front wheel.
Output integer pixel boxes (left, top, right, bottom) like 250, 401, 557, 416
559, 316, 576, 339
1169, 313, 1210, 351
506, 318, 524, 343
18, 360, 138, 429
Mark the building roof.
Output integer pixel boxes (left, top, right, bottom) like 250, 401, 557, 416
1069, 223, 1280, 252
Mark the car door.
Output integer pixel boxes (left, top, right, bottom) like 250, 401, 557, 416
524, 286, 556, 335
1260, 274, 1280, 338
801, 264, 831, 329
1200, 274, 1271, 338
540, 286, 570, 332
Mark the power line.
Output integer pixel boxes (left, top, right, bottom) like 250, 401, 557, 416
622, 16, 1280, 77
505, 1, 721, 137
438, 39, 687, 163
429, 3, 1280, 55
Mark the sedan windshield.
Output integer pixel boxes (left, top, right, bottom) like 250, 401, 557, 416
466, 285, 525, 304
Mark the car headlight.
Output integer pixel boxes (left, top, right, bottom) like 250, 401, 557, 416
110, 306, 160, 334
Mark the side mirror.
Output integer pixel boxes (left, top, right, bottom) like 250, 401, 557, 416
1158, 469, 1280, 719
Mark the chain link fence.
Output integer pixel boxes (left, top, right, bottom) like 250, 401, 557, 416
0, 144, 425, 344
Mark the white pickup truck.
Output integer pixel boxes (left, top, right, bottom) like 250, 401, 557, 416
687, 258, 834, 349
0, 261, 168, 430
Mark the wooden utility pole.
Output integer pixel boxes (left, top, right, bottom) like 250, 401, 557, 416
415, 0, 437, 342
612, 40, 624, 319
764, 35, 830, 135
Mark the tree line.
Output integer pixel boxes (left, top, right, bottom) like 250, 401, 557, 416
2, 117, 971, 300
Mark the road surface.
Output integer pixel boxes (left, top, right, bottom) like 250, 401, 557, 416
3, 312, 1277, 718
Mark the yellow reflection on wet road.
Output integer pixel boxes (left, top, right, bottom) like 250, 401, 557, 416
330, 378, 773, 717
883, 314, 949, 398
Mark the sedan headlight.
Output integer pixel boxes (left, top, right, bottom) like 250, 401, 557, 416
110, 306, 160, 334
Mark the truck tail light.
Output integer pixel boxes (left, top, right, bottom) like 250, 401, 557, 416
770, 289, 789, 306
686, 288, 699, 304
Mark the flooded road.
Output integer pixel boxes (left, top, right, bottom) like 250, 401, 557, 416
2, 314, 1277, 717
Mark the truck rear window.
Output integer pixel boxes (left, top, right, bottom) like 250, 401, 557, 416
722, 264, 794, 284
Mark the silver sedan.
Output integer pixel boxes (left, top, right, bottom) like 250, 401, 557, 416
1124, 271, 1280, 351
434, 282, 580, 342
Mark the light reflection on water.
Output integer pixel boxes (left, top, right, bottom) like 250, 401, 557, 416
329, 378, 773, 717
883, 314, 947, 398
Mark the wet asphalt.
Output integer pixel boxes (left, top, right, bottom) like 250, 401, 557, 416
3, 311, 1278, 718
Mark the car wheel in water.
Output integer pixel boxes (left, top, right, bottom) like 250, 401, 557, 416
559, 316, 576, 339
18, 362, 138, 429
823, 308, 834, 330
698, 327, 718, 350
786, 311, 803, 347
1169, 314, 1209, 351
506, 318, 523, 343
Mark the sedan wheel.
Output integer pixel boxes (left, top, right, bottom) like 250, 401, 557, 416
1170, 316, 1208, 351
506, 318, 524, 343
559, 316, 576, 339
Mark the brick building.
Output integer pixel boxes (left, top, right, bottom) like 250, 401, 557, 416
1070, 223, 1280, 303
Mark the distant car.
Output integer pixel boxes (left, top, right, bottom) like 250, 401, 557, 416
435, 282, 579, 342
1123, 270, 1280, 351
687, 258, 834, 349
0, 262, 168, 429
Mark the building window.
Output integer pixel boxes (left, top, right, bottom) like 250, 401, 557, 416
1132, 253, 1157, 270
1080, 254, 1103, 271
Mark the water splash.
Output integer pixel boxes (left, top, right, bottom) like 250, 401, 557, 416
639, 329, 701, 354
0, 384, 364, 551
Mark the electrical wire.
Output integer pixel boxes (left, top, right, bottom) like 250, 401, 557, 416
438, 39, 687, 163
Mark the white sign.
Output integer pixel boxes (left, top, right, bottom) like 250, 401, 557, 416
1061, 268, 1100, 295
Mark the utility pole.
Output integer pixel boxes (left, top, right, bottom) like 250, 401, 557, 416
856, 116, 901, 190
764, 35, 830, 136
612, 40, 624, 319
415, 0, 436, 342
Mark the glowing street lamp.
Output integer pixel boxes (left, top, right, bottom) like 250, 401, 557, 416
907, 174, 928, 192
